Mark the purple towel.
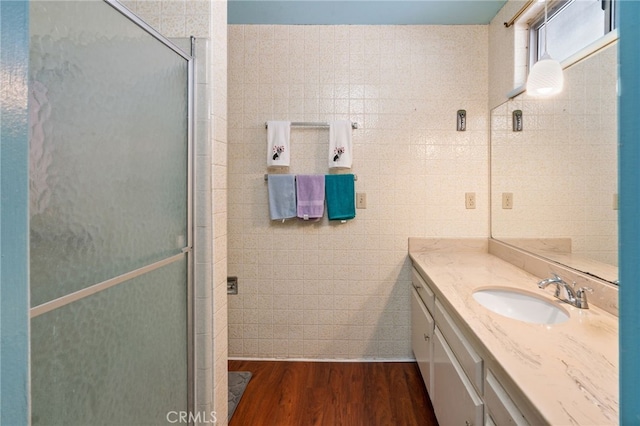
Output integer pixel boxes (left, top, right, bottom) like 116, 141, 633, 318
296, 175, 325, 220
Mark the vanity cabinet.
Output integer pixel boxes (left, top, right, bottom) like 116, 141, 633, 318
435, 299, 483, 393
411, 266, 531, 426
484, 370, 528, 425
412, 267, 435, 312
411, 288, 434, 393
433, 328, 484, 426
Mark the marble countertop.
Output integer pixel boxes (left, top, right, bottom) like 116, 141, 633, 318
409, 239, 618, 425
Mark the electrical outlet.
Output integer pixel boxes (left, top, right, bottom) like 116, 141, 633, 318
356, 192, 367, 209
613, 193, 619, 210
465, 192, 476, 209
502, 192, 513, 209
227, 277, 238, 295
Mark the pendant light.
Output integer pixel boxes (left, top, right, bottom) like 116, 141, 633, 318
526, 0, 564, 97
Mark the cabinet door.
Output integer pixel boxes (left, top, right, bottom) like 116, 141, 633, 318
433, 328, 483, 426
411, 288, 434, 394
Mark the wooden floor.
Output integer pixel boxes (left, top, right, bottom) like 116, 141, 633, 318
228, 360, 438, 426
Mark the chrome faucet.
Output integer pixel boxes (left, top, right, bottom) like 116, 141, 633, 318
537, 273, 592, 309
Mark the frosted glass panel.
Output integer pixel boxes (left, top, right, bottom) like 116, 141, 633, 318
29, 0, 189, 306
31, 259, 188, 426
538, 0, 606, 63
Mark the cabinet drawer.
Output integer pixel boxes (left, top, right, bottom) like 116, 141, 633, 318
433, 328, 483, 426
411, 288, 434, 394
412, 267, 435, 313
485, 370, 529, 426
435, 299, 483, 393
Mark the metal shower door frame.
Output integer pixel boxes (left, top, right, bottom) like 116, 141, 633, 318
102, 0, 196, 413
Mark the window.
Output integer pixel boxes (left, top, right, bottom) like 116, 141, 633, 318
529, 0, 617, 66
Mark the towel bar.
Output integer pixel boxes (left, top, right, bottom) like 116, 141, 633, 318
265, 121, 358, 130
264, 174, 357, 181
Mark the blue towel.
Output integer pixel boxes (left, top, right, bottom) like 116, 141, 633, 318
325, 174, 356, 221
268, 174, 296, 220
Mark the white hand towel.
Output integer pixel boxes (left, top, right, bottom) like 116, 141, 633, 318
267, 121, 291, 167
329, 120, 353, 169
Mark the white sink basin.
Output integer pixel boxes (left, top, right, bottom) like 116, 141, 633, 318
473, 287, 570, 325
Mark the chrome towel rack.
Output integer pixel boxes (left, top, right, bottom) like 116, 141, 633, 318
265, 121, 359, 129
264, 174, 357, 181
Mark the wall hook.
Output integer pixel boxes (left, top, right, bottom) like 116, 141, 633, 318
457, 110, 466, 131
513, 110, 523, 132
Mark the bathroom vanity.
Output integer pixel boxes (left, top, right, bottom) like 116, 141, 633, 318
409, 238, 618, 425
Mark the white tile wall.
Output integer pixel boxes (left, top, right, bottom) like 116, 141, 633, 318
210, 1, 228, 423
227, 25, 490, 360
121, 0, 211, 38
488, 0, 530, 109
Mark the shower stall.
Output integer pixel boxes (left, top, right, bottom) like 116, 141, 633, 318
28, 1, 194, 424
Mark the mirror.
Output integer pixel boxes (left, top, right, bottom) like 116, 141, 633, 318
491, 41, 618, 284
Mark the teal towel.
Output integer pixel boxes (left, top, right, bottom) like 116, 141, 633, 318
325, 174, 356, 221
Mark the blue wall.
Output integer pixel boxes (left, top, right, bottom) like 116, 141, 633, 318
228, 0, 507, 25
619, 1, 640, 422
0, 1, 30, 424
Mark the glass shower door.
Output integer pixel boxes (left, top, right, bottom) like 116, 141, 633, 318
28, 1, 193, 424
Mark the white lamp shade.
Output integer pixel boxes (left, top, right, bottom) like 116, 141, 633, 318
526, 54, 564, 97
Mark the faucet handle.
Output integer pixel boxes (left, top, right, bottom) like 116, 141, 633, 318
575, 287, 593, 309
